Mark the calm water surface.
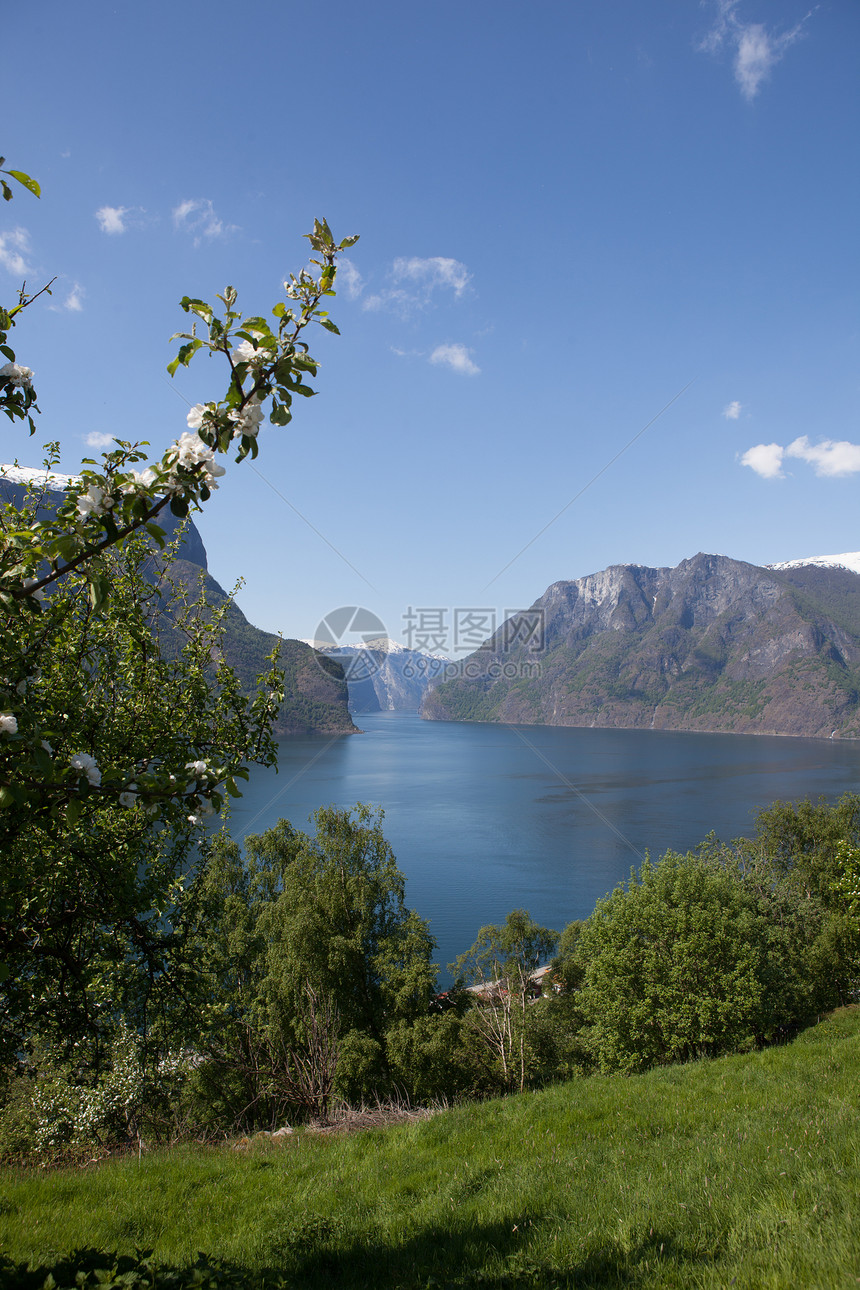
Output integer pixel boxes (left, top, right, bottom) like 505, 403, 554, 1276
227, 714, 860, 978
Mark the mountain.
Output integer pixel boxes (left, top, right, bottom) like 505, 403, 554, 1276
421, 552, 860, 739
310, 637, 450, 712
768, 550, 860, 576
0, 467, 356, 737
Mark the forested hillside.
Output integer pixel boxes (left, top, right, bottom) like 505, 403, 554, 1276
423, 553, 860, 738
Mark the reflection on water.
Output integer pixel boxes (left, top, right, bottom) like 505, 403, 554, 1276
227, 714, 860, 982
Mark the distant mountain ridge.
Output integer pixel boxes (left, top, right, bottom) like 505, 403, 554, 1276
310, 638, 450, 712
422, 552, 860, 739
768, 551, 860, 576
0, 467, 356, 737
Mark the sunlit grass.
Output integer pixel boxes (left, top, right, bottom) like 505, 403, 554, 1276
1, 1008, 858, 1287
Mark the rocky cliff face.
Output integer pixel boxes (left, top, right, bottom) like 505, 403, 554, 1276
422, 553, 860, 739
318, 639, 449, 712
1, 467, 356, 737
163, 561, 355, 736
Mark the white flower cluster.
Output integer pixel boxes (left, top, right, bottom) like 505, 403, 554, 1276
184, 758, 218, 825
28, 1025, 191, 1155
229, 393, 266, 440
231, 338, 270, 366
186, 404, 212, 433
165, 430, 226, 491
70, 751, 101, 786
0, 361, 34, 389
0, 713, 18, 735
76, 483, 115, 518
122, 467, 157, 493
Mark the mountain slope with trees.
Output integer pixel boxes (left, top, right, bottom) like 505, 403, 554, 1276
422, 552, 860, 738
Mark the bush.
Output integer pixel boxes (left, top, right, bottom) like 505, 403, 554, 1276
573, 849, 826, 1074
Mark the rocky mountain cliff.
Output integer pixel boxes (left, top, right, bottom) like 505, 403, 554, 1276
422, 553, 860, 739
1, 468, 356, 737
315, 638, 449, 713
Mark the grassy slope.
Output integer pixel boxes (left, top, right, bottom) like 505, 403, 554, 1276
1, 1009, 858, 1289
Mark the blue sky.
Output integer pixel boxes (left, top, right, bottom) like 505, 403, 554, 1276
4, 0, 859, 655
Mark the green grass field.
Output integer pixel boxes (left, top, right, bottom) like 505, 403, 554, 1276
1, 1008, 858, 1289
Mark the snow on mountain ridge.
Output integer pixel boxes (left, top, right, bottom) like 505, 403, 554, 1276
768, 552, 860, 577
1, 464, 80, 490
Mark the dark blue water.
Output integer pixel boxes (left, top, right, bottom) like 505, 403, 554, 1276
227, 714, 860, 979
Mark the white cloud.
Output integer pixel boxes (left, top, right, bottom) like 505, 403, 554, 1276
337, 257, 364, 300
786, 435, 860, 477
95, 205, 129, 235
723, 400, 742, 420
363, 288, 410, 314
85, 431, 116, 449
429, 343, 480, 376
699, 1, 814, 100
0, 227, 31, 276
392, 256, 471, 297
172, 198, 237, 245
362, 255, 472, 316
740, 435, 860, 480
63, 282, 84, 312
739, 443, 785, 478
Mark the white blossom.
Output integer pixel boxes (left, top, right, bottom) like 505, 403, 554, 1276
230, 339, 262, 365
185, 759, 207, 777
165, 432, 226, 490
187, 813, 202, 826
229, 395, 266, 440
0, 713, 18, 735
41, 740, 53, 754
76, 484, 114, 518
70, 751, 101, 786
119, 790, 138, 808
122, 468, 157, 494
186, 404, 208, 431
0, 361, 34, 389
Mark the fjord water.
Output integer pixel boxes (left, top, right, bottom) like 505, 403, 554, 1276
228, 714, 860, 978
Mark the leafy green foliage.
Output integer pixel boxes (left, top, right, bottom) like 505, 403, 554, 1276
0, 531, 283, 1064
1, 1009, 859, 1289
452, 910, 558, 1093
573, 851, 778, 1073
1, 191, 357, 826
181, 806, 439, 1124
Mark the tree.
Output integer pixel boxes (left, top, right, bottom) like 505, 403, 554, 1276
452, 910, 558, 1093
0, 529, 285, 1063
181, 806, 439, 1125
1, 158, 357, 833
570, 842, 851, 1076
0, 159, 358, 1064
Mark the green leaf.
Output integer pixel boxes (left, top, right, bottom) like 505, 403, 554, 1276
319, 318, 340, 335
6, 169, 41, 198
